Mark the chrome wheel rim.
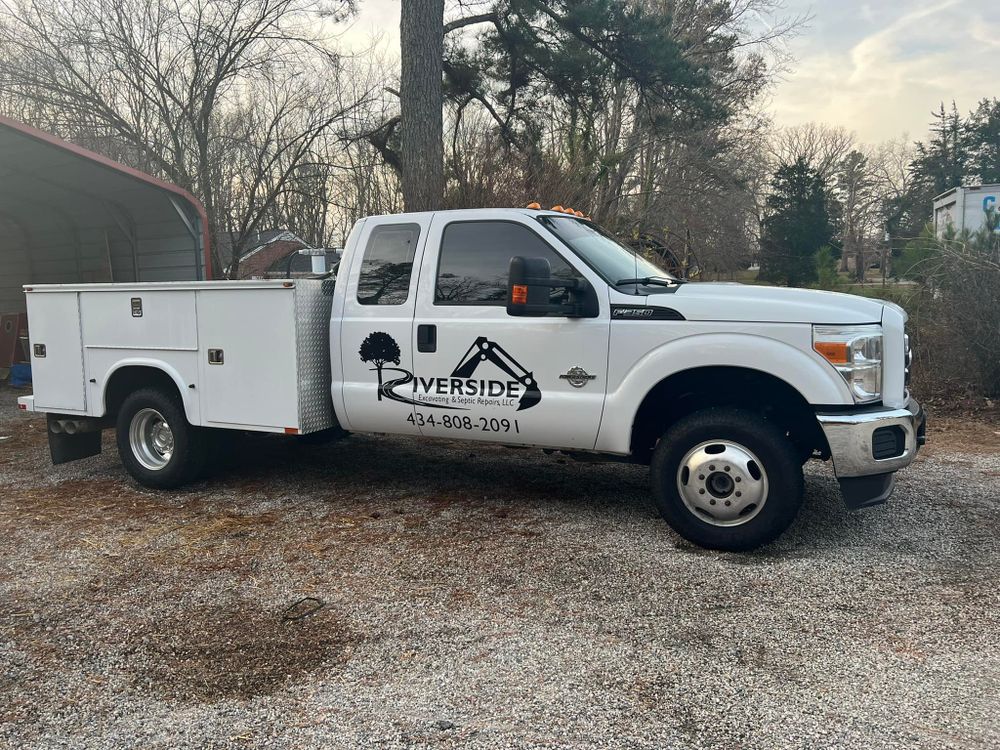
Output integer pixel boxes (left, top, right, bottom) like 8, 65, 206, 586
676, 440, 768, 527
129, 408, 174, 471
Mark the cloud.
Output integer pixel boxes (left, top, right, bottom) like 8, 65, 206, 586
339, 0, 400, 54
771, 0, 1000, 142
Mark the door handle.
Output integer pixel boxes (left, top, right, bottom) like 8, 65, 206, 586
417, 324, 436, 353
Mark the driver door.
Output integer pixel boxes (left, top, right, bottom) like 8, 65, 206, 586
410, 212, 611, 450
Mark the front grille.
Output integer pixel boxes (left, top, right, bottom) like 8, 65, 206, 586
872, 426, 905, 460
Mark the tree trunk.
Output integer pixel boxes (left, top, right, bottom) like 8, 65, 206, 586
400, 0, 445, 211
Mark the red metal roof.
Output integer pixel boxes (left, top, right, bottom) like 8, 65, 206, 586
0, 114, 212, 279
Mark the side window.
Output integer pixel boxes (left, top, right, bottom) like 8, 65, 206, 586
435, 221, 582, 305
357, 223, 420, 305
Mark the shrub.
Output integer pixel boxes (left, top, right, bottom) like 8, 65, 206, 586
813, 246, 844, 291
891, 225, 1000, 397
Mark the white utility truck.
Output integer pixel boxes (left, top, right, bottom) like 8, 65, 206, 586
16, 208, 925, 550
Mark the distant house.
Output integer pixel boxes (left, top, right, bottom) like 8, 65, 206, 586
221, 230, 309, 279
263, 248, 341, 277
219, 230, 342, 278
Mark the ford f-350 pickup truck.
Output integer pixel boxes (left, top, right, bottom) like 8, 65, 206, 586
16, 207, 925, 551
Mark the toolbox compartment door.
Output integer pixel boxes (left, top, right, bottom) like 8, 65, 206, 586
25, 292, 86, 412
196, 288, 299, 429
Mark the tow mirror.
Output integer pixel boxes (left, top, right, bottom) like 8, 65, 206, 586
506, 256, 599, 318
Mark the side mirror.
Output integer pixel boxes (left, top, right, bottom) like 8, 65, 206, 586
506, 256, 599, 318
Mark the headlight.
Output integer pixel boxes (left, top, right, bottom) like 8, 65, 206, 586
813, 324, 883, 403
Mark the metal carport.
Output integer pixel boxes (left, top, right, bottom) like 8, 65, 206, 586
0, 115, 211, 314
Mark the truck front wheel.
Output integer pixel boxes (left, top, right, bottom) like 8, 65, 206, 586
650, 408, 804, 551
116, 388, 206, 489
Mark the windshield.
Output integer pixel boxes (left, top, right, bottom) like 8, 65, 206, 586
538, 216, 678, 293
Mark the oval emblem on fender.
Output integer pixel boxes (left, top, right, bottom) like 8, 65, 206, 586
559, 366, 596, 388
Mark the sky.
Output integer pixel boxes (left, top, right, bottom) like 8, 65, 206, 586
771, 0, 1000, 143
338, 0, 1000, 145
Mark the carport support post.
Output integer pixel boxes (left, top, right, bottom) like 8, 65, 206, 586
104, 229, 115, 282
102, 201, 138, 281
168, 196, 204, 281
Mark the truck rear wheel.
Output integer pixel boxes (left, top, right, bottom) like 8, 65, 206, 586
650, 408, 804, 551
116, 387, 206, 489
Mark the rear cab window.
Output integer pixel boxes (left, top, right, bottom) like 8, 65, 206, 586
435, 221, 582, 306
357, 223, 421, 305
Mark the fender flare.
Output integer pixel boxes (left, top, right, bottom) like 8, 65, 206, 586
595, 332, 853, 454
99, 357, 200, 425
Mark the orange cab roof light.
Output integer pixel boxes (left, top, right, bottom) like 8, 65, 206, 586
550, 205, 564, 212
525, 201, 541, 210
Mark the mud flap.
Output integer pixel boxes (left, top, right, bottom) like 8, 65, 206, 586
47, 415, 103, 465
839, 472, 895, 510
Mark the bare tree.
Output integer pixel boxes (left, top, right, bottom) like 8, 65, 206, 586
769, 123, 856, 180
0, 0, 369, 275
835, 148, 885, 278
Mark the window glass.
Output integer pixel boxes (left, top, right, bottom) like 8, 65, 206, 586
435, 221, 581, 305
539, 215, 679, 295
357, 223, 420, 305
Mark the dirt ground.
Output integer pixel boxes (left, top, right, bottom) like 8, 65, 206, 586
1, 386, 999, 749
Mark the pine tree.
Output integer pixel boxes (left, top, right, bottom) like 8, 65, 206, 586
910, 103, 968, 195
965, 98, 1000, 184
760, 158, 835, 286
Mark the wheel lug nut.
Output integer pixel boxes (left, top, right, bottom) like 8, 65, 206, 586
725, 500, 731, 506
710, 499, 716, 505
736, 491, 742, 497
724, 466, 730, 472
699, 489, 705, 494
735, 477, 741, 483
709, 465, 716, 471
698, 474, 705, 480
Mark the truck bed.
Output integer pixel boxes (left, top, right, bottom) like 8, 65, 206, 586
22, 279, 336, 434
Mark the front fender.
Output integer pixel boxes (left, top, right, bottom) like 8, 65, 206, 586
595, 331, 853, 454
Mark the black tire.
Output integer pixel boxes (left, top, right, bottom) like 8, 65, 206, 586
115, 387, 207, 489
650, 407, 804, 551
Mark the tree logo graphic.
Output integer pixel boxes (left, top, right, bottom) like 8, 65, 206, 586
359, 331, 401, 400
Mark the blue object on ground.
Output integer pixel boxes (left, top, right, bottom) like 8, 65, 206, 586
10, 363, 31, 387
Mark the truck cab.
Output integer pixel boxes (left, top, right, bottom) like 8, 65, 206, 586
17, 207, 925, 551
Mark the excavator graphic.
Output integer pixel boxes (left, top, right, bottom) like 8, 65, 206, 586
451, 337, 542, 411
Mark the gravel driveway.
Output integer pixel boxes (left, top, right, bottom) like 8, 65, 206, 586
1, 387, 998, 749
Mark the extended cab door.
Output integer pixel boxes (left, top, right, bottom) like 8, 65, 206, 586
410, 212, 611, 449
337, 216, 429, 435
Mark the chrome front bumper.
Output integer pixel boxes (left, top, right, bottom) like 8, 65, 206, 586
816, 398, 925, 479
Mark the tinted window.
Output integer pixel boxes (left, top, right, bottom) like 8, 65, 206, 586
357, 223, 420, 305
435, 221, 581, 305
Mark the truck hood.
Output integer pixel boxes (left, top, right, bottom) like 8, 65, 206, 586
668, 283, 885, 324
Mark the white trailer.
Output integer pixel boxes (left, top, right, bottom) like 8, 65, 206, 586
933, 184, 1000, 237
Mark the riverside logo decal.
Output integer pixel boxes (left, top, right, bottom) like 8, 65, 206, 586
359, 332, 541, 411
